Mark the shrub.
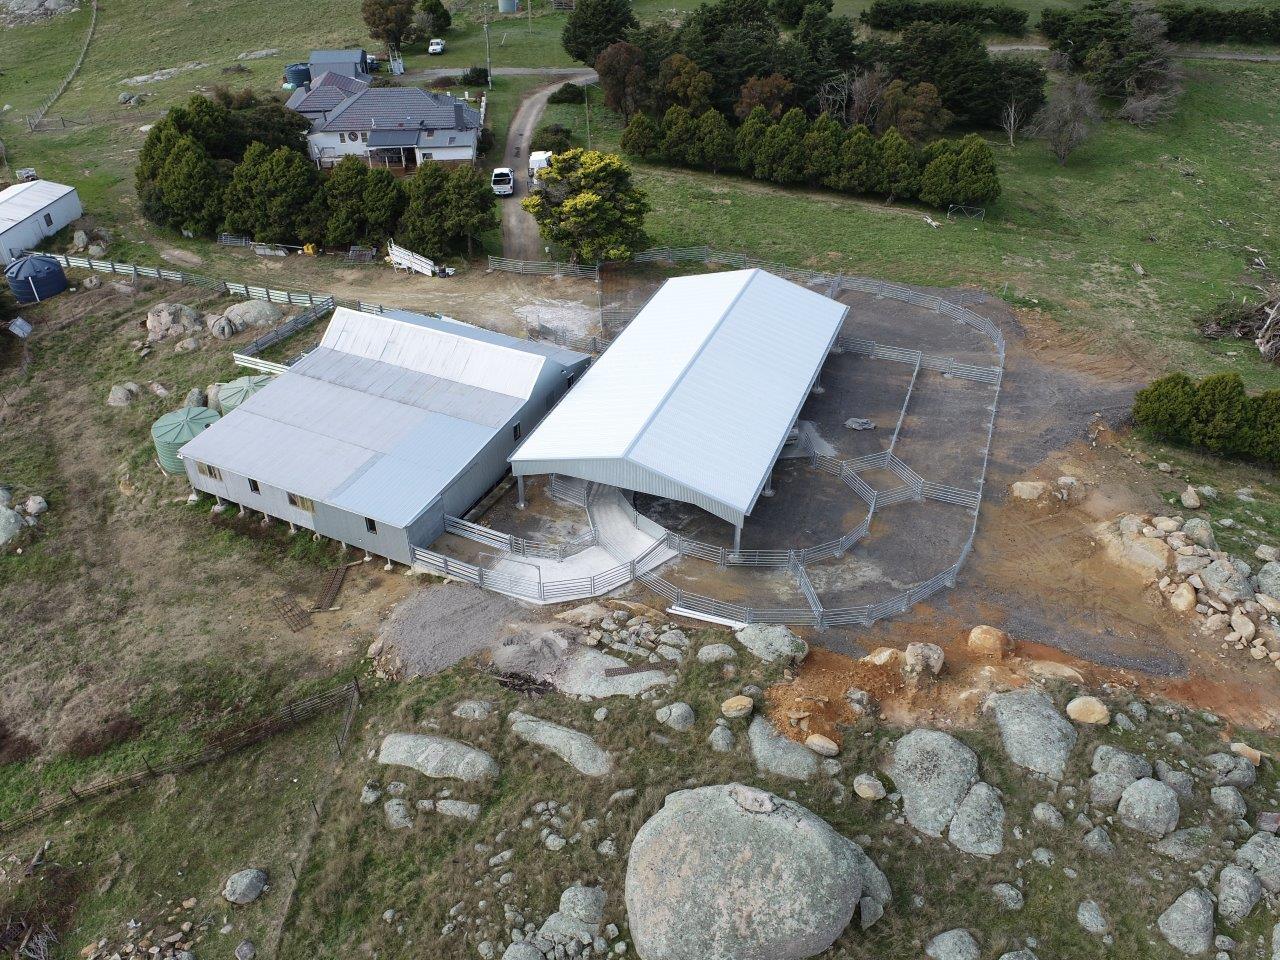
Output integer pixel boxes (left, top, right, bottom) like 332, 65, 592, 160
1132, 372, 1198, 441
1132, 372, 1279, 466
548, 82, 587, 104
1190, 373, 1253, 457
461, 66, 490, 86
532, 123, 574, 153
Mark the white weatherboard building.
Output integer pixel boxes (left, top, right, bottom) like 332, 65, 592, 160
0, 180, 82, 266
510, 269, 849, 551
179, 307, 588, 564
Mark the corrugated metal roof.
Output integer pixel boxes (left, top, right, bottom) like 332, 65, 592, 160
321, 307, 549, 399
317, 88, 482, 133
179, 307, 581, 528
510, 269, 847, 526
0, 180, 77, 231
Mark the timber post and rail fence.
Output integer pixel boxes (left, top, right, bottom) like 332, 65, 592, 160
0, 680, 361, 836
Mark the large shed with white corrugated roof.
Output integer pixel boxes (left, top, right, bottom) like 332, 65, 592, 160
509, 269, 848, 550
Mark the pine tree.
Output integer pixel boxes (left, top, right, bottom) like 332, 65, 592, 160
155, 136, 225, 235
363, 169, 407, 242
802, 111, 844, 186
690, 109, 737, 172
917, 152, 961, 209
835, 124, 881, 194
734, 106, 774, 178
754, 107, 810, 184
660, 105, 698, 166
562, 0, 638, 65
621, 113, 663, 161
397, 162, 453, 258
443, 164, 498, 256
223, 143, 324, 244
877, 127, 922, 201
951, 134, 1001, 205
321, 157, 370, 249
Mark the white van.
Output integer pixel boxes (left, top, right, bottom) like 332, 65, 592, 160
491, 167, 515, 196
528, 150, 553, 183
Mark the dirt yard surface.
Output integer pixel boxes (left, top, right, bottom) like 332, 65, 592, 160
377, 581, 532, 677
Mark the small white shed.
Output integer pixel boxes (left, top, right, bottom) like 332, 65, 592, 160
0, 180, 83, 266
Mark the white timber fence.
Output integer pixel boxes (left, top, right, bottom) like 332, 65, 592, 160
388, 241, 438, 277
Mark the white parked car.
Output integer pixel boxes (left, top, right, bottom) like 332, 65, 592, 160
491, 167, 515, 196
528, 150, 553, 183
428, 38, 446, 54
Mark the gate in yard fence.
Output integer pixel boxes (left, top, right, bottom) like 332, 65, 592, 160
488, 256, 600, 280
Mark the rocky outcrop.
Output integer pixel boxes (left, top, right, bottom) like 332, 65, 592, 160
748, 716, 818, 782
890, 729, 979, 838
948, 782, 1005, 857
984, 689, 1077, 780
222, 869, 268, 905
507, 711, 613, 777
378, 733, 499, 782
1157, 888, 1215, 955
624, 784, 867, 960
735, 624, 808, 662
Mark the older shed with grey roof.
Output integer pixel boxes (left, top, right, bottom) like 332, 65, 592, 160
179, 307, 588, 564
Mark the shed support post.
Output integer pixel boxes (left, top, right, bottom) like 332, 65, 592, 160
762, 475, 774, 498
733, 524, 742, 554
516, 475, 526, 510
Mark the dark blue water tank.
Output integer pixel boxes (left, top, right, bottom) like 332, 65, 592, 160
284, 63, 311, 87
6, 254, 69, 304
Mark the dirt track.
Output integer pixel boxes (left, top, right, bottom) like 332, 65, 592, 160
497, 70, 597, 260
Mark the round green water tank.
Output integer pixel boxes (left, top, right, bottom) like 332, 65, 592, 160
152, 406, 220, 475
217, 375, 273, 414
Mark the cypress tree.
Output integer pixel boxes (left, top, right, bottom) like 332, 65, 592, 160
835, 124, 881, 194
621, 113, 663, 161
802, 111, 844, 187
878, 127, 922, 201
735, 106, 774, 177
660, 105, 699, 166
690, 109, 737, 172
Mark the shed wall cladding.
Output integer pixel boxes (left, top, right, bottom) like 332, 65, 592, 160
183, 459, 417, 563
0, 191, 83, 265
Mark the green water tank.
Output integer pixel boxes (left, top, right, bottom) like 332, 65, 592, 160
152, 406, 220, 475
217, 374, 273, 414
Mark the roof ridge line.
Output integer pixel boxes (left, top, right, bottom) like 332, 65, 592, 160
619, 268, 760, 463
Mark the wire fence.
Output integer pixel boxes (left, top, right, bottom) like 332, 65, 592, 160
26, 0, 98, 131
0, 680, 361, 836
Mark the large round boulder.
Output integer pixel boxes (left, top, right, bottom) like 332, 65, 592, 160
625, 783, 862, 960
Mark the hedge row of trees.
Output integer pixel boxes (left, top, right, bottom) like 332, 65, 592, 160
622, 105, 1000, 207
861, 0, 1028, 36
1042, 2, 1280, 45
566, 0, 1045, 129
138, 96, 496, 258
1132, 372, 1280, 466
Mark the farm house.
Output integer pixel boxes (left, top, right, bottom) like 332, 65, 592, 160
178, 307, 589, 564
0, 180, 82, 266
509, 269, 848, 551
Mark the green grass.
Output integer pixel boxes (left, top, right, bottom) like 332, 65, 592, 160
548, 67, 1280, 387
402, 9, 576, 72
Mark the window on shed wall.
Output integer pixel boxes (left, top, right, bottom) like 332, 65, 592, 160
196, 462, 222, 481
512, 421, 522, 442
248, 478, 260, 494
287, 492, 315, 512
43, 213, 53, 227
365, 517, 377, 533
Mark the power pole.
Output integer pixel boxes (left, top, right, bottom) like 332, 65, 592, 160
484, 5, 493, 87
584, 94, 592, 150
527, 0, 532, 34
